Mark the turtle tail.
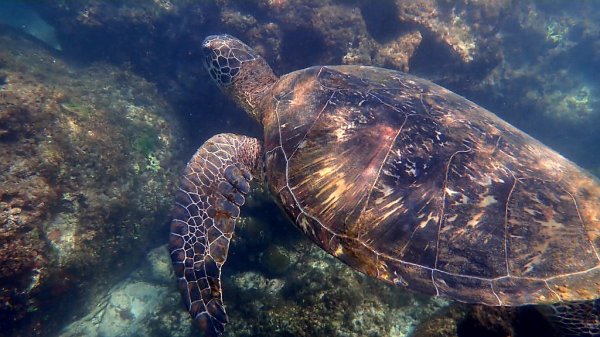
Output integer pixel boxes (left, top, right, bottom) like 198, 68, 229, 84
168, 133, 261, 336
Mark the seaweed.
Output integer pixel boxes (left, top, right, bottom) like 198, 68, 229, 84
133, 126, 160, 156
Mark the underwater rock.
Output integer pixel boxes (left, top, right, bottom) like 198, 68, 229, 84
396, 0, 476, 62
392, 0, 510, 65
54, 230, 558, 337
459, 1, 600, 170
412, 303, 467, 337
60, 281, 171, 337
412, 303, 560, 337
225, 226, 450, 337
230, 271, 286, 297
374, 30, 423, 72
139, 244, 174, 285
32, 2, 425, 90
260, 244, 292, 277
57, 242, 447, 337
343, 30, 423, 72
0, 29, 182, 336
236, 215, 273, 250
57, 246, 178, 337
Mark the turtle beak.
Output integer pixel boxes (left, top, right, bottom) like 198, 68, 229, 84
202, 34, 232, 55
202, 34, 221, 46
202, 35, 217, 52
201, 36, 216, 66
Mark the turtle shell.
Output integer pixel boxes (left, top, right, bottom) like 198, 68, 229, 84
261, 65, 600, 306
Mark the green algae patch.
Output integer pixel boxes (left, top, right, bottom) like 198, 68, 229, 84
545, 19, 569, 44
61, 100, 93, 118
560, 86, 593, 116
146, 153, 161, 172
133, 126, 161, 156
540, 85, 598, 122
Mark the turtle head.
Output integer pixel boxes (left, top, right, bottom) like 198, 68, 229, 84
202, 34, 277, 122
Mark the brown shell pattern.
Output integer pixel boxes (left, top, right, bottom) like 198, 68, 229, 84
261, 65, 600, 306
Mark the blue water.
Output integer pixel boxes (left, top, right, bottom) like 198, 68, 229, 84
1, 1, 599, 337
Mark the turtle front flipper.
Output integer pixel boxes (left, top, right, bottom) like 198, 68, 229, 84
169, 133, 262, 337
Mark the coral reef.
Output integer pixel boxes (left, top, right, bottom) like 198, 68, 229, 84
0, 29, 182, 336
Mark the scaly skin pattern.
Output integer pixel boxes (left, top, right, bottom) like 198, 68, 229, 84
169, 133, 261, 337
261, 65, 600, 307
542, 300, 600, 336
202, 34, 277, 121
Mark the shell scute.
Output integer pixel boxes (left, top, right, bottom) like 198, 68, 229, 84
262, 65, 600, 305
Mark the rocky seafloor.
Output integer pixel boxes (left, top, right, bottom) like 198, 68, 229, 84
0, 27, 184, 337
59, 188, 449, 337
49, 191, 558, 337
1, 1, 599, 337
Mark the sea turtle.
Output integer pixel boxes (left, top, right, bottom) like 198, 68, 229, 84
169, 34, 600, 336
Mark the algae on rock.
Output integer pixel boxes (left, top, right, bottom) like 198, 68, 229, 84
0, 29, 183, 336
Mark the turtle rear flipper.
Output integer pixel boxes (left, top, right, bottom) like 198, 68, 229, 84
169, 133, 262, 337
540, 300, 600, 337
